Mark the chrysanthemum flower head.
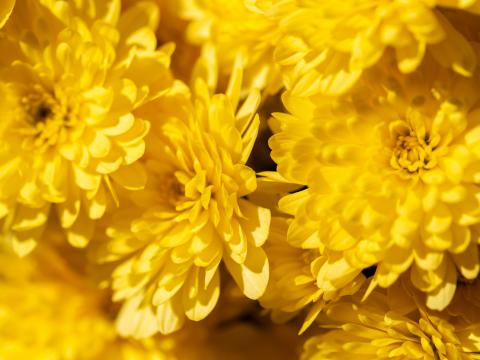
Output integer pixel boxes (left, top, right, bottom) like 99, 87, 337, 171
270, 54, 480, 311
260, 217, 365, 333
301, 280, 480, 359
180, 0, 282, 92
0, 0, 173, 254
271, 0, 480, 96
96, 49, 270, 336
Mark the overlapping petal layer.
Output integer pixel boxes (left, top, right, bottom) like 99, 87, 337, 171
271, 55, 480, 310
180, 0, 282, 92
270, 0, 480, 95
261, 217, 365, 333
301, 280, 480, 359
96, 54, 270, 336
0, 0, 174, 252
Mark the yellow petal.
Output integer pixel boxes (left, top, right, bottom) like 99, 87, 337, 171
224, 219, 248, 264
383, 245, 414, 274
426, 258, 457, 310
224, 244, 269, 299
299, 301, 324, 335
422, 230, 452, 251
88, 131, 111, 158
18, 181, 42, 207
375, 263, 400, 288
392, 217, 418, 247
325, 222, 357, 251
450, 225, 471, 253
0, 0, 14, 28
451, 241, 479, 279
441, 184, 466, 203
118, 1, 160, 47
316, 254, 360, 291
241, 114, 260, 164
56, 179, 81, 228
110, 162, 146, 191
156, 294, 185, 335
440, 158, 463, 184
279, 189, 310, 216
395, 41, 426, 73
410, 264, 443, 293
236, 89, 261, 135
102, 113, 135, 136
413, 239, 444, 270
287, 219, 320, 249
351, 33, 384, 70
152, 262, 190, 305
10, 228, 41, 257
161, 222, 192, 248
11, 204, 49, 231
40, 155, 67, 202
84, 184, 107, 220
183, 267, 220, 321
226, 53, 243, 111
66, 210, 94, 248
424, 203, 452, 234
116, 293, 158, 339
194, 236, 222, 268
123, 140, 147, 165
73, 165, 101, 191
291, 52, 361, 96
239, 200, 271, 247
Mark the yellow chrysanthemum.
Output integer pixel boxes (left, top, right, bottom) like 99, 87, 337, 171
180, 0, 282, 92
260, 217, 365, 333
271, 0, 480, 96
0, 0, 173, 254
301, 281, 480, 360
96, 53, 270, 336
270, 55, 480, 311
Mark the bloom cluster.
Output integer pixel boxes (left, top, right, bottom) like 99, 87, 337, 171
2, 0, 480, 359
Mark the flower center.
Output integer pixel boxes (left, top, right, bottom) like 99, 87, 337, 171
391, 133, 434, 172
388, 120, 439, 177
17, 85, 77, 151
159, 174, 185, 206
